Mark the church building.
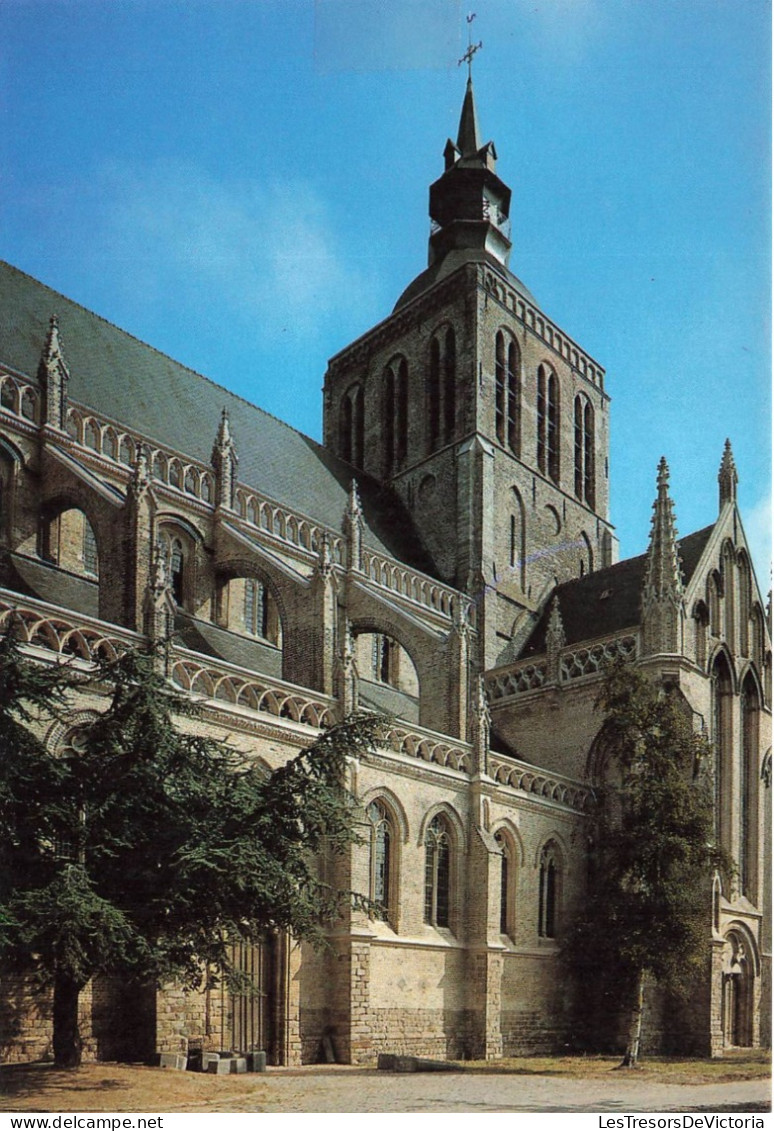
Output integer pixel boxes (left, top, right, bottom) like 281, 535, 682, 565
0, 77, 770, 1064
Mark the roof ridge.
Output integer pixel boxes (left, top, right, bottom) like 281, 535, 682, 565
0, 259, 321, 447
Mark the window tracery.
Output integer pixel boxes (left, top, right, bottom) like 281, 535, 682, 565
424, 814, 452, 928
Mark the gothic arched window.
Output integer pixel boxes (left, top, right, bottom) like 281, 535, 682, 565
428, 337, 441, 450
340, 384, 364, 467
41, 506, 100, 581
538, 841, 561, 939
708, 572, 722, 637
509, 487, 526, 590
443, 328, 456, 442
711, 652, 733, 852
495, 830, 516, 939
496, 332, 521, 454
537, 365, 560, 483
693, 600, 709, 670
506, 338, 520, 454
740, 675, 760, 901
352, 386, 364, 468
244, 578, 268, 639
424, 814, 452, 928
574, 395, 595, 507
367, 799, 393, 922
496, 333, 506, 445
397, 358, 408, 463
383, 367, 395, 474
722, 543, 736, 649
169, 538, 185, 606
428, 329, 455, 452
738, 555, 752, 657
383, 358, 409, 475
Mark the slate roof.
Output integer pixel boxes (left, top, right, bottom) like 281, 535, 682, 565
0, 261, 437, 576
8, 554, 100, 619
175, 613, 283, 679
520, 524, 716, 656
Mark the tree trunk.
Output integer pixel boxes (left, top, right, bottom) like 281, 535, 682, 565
53, 969, 84, 1067
620, 968, 645, 1067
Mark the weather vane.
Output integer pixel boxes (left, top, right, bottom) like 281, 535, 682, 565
458, 13, 483, 78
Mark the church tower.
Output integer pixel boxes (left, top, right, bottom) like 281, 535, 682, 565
323, 78, 617, 667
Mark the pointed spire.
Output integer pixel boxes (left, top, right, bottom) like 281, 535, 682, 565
129, 443, 151, 500
314, 531, 334, 583
546, 595, 565, 682
211, 407, 238, 511
38, 314, 70, 432
546, 595, 566, 651
641, 457, 685, 655
346, 478, 362, 522
43, 315, 65, 367
457, 77, 481, 157
471, 675, 491, 774
216, 406, 232, 446
718, 438, 738, 510
343, 479, 364, 572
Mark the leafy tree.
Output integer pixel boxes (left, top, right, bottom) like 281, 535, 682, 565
0, 635, 384, 1067
565, 658, 726, 1066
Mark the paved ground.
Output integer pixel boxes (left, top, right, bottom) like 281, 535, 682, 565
0, 1063, 770, 1114
231, 1068, 770, 1113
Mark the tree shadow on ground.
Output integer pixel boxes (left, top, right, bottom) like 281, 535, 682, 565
0, 1064, 125, 1102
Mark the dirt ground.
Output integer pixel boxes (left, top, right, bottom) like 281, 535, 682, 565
0, 1057, 770, 1115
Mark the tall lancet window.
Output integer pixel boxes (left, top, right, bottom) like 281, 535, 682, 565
396, 358, 408, 463
424, 814, 452, 928
739, 676, 759, 901
443, 328, 456, 442
496, 333, 506, 444
367, 799, 393, 922
506, 338, 520, 454
428, 337, 441, 450
574, 395, 595, 507
546, 371, 559, 483
340, 384, 364, 468
538, 841, 560, 939
537, 365, 559, 480
428, 329, 456, 451
495, 332, 520, 453
383, 367, 395, 475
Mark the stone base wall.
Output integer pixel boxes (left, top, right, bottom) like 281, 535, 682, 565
367, 1008, 474, 1061
0, 976, 54, 1064
501, 1010, 566, 1056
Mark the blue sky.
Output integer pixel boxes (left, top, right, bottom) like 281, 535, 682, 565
1, 0, 770, 585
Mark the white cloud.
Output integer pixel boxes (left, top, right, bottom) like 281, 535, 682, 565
742, 488, 772, 594
92, 157, 378, 342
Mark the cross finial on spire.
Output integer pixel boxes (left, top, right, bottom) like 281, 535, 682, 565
459, 13, 483, 79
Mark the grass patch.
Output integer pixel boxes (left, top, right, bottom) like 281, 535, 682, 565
450, 1049, 771, 1085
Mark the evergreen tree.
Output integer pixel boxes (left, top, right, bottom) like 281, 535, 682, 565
565, 658, 727, 1066
0, 635, 384, 1066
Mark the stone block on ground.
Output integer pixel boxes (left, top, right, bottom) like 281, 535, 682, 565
155, 1053, 187, 1070
377, 1053, 456, 1073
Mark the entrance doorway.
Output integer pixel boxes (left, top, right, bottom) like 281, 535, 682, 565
224, 937, 275, 1057
722, 932, 753, 1047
